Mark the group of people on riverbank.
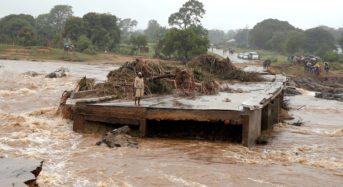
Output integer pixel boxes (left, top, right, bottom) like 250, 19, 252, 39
288, 55, 330, 75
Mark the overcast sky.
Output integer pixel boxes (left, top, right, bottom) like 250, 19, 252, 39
0, 0, 342, 31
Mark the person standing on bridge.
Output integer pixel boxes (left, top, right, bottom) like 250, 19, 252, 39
263, 59, 271, 70
134, 72, 144, 106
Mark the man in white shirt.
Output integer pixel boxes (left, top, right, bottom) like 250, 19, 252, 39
134, 72, 144, 106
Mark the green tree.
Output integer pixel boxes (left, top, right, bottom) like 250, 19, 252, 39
0, 14, 36, 43
35, 13, 54, 45
168, 0, 205, 29
250, 19, 295, 49
144, 20, 167, 42
304, 27, 335, 53
323, 50, 339, 62
266, 32, 287, 52
53, 33, 63, 48
157, 26, 209, 61
340, 32, 343, 47
119, 18, 138, 36
130, 35, 147, 48
49, 5, 73, 33
18, 27, 36, 46
208, 29, 225, 44
63, 17, 87, 41
82, 13, 120, 51
234, 29, 249, 45
35, 5, 72, 42
319, 26, 342, 41
129, 35, 147, 54
283, 30, 306, 55
76, 35, 92, 52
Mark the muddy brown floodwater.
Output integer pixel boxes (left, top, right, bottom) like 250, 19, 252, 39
1, 60, 343, 186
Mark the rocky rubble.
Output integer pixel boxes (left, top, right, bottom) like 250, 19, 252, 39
96, 126, 138, 148
291, 77, 343, 94
46, 67, 69, 78
315, 92, 343, 101
290, 76, 343, 101
284, 86, 301, 96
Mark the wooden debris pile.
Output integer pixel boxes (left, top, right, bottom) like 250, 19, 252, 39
67, 55, 266, 100
174, 68, 196, 94
188, 55, 235, 75
77, 77, 95, 91
188, 54, 264, 82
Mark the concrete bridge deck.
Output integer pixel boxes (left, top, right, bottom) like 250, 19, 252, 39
72, 74, 286, 147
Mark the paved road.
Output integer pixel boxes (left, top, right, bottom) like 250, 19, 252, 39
211, 48, 257, 63
211, 48, 265, 73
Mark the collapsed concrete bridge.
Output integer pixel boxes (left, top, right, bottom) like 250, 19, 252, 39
69, 74, 286, 147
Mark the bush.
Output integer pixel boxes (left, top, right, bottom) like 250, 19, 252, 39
53, 33, 63, 48
329, 62, 343, 70
323, 50, 339, 62
115, 44, 131, 55
83, 45, 97, 55
76, 35, 92, 52
18, 27, 37, 46
339, 56, 343, 63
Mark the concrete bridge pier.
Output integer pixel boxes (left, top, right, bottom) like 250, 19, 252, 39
261, 90, 284, 131
242, 109, 262, 147
261, 103, 273, 131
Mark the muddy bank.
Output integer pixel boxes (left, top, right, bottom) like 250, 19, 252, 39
284, 86, 302, 96
315, 92, 343, 101
0, 158, 43, 187
289, 76, 343, 101
290, 76, 343, 94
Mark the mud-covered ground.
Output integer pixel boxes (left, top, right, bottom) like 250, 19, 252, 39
289, 75, 343, 101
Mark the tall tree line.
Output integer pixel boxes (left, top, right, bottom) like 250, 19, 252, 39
208, 19, 343, 59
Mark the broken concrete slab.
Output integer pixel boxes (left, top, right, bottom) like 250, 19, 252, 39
0, 158, 43, 187
72, 74, 286, 147
242, 74, 286, 110
242, 66, 266, 74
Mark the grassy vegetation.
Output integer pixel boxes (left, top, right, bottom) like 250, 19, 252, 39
0, 44, 117, 61
329, 62, 343, 71
223, 46, 343, 75
1, 43, 342, 75
117, 43, 156, 58
0, 43, 157, 62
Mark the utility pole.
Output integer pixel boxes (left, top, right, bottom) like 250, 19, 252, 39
245, 25, 249, 49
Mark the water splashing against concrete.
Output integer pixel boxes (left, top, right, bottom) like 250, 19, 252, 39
1, 60, 343, 186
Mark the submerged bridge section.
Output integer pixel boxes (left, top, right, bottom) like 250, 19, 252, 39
72, 75, 286, 147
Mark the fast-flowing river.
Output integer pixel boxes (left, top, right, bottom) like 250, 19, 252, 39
0, 59, 342, 186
